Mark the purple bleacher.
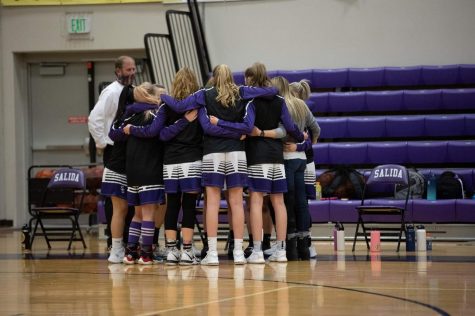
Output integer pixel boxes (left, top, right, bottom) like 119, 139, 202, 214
455, 199, 475, 223
403, 90, 442, 111
386, 115, 425, 138
441, 88, 475, 110
425, 114, 465, 137
348, 67, 384, 88
459, 64, 475, 85
233, 71, 245, 85
347, 116, 385, 138
366, 91, 404, 112
384, 66, 422, 86
447, 141, 475, 163
364, 199, 413, 223
328, 92, 366, 112
412, 200, 456, 223
407, 141, 448, 164
311, 68, 348, 89
328, 143, 367, 164
308, 200, 330, 223
305, 99, 317, 113
329, 200, 360, 223
308, 93, 328, 113
267, 70, 280, 79
421, 65, 459, 86
367, 142, 407, 164
317, 117, 347, 139
279, 69, 313, 84
313, 143, 329, 165
465, 114, 475, 136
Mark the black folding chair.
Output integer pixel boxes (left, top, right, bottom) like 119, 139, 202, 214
30, 167, 87, 250
352, 164, 410, 252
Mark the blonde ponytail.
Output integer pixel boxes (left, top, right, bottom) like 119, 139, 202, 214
272, 76, 308, 128
213, 64, 240, 107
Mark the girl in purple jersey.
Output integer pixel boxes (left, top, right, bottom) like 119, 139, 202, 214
124, 68, 202, 265
160, 64, 279, 265
109, 82, 166, 265
209, 62, 305, 263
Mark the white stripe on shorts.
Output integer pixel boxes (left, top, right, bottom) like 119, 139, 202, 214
202, 151, 247, 175
248, 164, 286, 181
163, 160, 202, 180
102, 167, 127, 186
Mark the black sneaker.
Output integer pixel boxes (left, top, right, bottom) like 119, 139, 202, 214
297, 237, 310, 261
286, 237, 299, 261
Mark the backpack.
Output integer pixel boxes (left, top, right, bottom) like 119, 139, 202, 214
394, 170, 426, 199
316, 167, 365, 199
436, 171, 465, 199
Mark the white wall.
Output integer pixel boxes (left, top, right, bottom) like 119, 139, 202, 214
1, 0, 475, 226
204, 0, 475, 70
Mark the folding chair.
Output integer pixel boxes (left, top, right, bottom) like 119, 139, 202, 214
352, 164, 410, 252
30, 167, 87, 250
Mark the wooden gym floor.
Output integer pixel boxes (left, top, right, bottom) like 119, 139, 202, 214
0, 228, 474, 315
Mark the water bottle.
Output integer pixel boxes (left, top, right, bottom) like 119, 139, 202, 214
370, 230, 381, 252
21, 224, 31, 251
333, 222, 344, 251
336, 223, 345, 252
315, 181, 322, 201
427, 173, 437, 201
406, 225, 416, 252
416, 225, 427, 252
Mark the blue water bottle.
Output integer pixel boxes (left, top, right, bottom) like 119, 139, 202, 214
406, 225, 416, 252
427, 173, 437, 201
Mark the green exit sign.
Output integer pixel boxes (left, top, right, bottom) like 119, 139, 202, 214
66, 14, 92, 34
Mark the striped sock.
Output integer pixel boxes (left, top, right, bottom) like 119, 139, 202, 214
127, 221, 141, 246
141, 221, 155, 248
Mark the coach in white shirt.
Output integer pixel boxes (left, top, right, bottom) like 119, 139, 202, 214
88, 55, 136, 151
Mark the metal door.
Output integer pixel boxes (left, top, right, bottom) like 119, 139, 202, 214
29, 62, 91, 165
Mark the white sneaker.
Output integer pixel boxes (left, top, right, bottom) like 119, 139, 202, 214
201, 250, 219, 266
108, 246, 125, 264
247, 250, 265, 264
180, 249, 200, 266
166, 247, 181, 265
264, 242, 278, 256
269, 249, 287, 262
233, 249, 246, 265
154, 244, 168, 258
309, 244, 317, 259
